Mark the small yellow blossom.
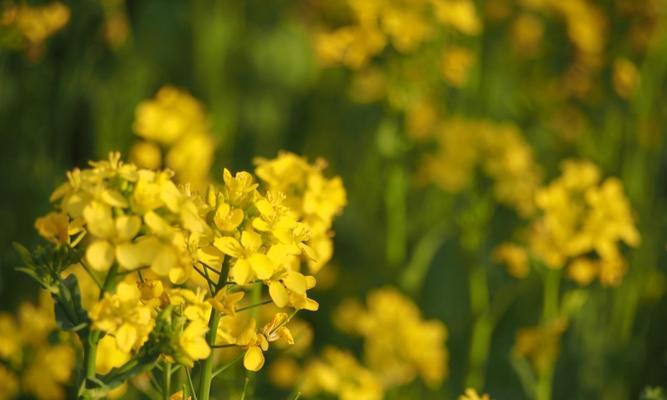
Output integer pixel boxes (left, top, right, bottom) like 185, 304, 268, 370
493, 243, 530, 278
460, 388, 491, 400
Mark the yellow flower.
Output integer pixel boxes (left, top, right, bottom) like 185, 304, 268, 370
441, 46, 475, 87
513, 319, 567, 373
96, 334, 131, 375
0, 364, 19, 399
214, 229, 275, 284
209, 287, 245, 316
133, 86, 208, 145
300, 346, 383, 400
13, 2, 70, 45
90, 282, 155, 353
179, 319, 211, 366
130, 141, 162, 170
334, 287, 448, 387
493, 243, 530, 279
432, 0, 482, 35
34, 212, 70, 245
530, 160, 639, 285
459, 388, 491, 400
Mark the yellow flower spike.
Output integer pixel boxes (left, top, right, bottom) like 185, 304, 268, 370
86, 240, 115, 271
209, 288, 245, 316
34, 212, 69, 245
243, 345, 265, 371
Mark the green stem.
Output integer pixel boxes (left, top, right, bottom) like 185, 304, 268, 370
163, 362, 172, 400
464, 263, 491, 390
536, 268, 561, 400
83, 330, 100, 382
198, 260, 230, 400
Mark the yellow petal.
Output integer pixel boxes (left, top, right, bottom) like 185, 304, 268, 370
115, 242, 142, 269
151, 244, 177, 276
269, 281, 289, 308
83, 201, 115, 238
243, 346, 265, 371
101, 189, 129, 208
284, 271, 306, 295
213, 236, 244, 258
86, 240, 115, 271
231, 259, 251, 284
249, 254, 274, 280
115, 323, 138, 353
241, 230, 262, 251
115, 215, 142, 242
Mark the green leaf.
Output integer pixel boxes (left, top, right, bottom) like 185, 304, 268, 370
54, 274, 90, 331
12, 242, 34, 267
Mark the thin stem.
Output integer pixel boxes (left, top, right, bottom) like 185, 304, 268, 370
236, 299, 272, 313
536, 268, 562, 400
79, 260, 103, 290
198, 259, 230, 400
212, 353, 243, 378
163, 362, 172, 400
185, 368, 198, 400
464, 263, 491, 390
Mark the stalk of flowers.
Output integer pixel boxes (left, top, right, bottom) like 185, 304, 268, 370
492, 159, 640, 400
17, 150, 346, 399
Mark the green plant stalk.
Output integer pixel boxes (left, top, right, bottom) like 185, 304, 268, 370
465, 263, 491, 390
385, 161, 407, 267
83, 329, 100, 381
163, 362, 172, 400
536, 268, 561, 400
198, 260, 230, 400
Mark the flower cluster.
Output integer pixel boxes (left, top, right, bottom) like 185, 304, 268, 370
0, 293, 75, 400
300, 346, 383, 400
530, 160, 640, 286
130, 86, 217, 186
420, 118, 542, 216
0, 1, 69, 56
254, 151, 347, 273
334, 287, 448, 388
24, 150, 346, 397
312, 0, 481, 69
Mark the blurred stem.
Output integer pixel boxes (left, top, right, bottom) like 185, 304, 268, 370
399, 220, 450, 296
465, 263, 491, 390
385, 161, 407, 267
536, 268, 561, 400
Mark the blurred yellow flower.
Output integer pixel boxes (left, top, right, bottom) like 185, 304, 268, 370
334, 287, 448, 388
